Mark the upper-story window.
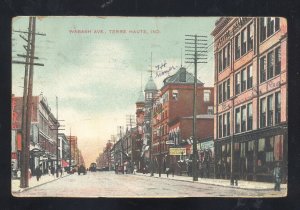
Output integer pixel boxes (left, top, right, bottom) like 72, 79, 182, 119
235, 73, 241, 95
219, 112, 230, 138
219, 79, 230, 104
235, 33, 241, 59
172, 90, 178, 100
204, 90, 211, 102
218, 43, 230, 72
235, 21, 254, 60
260, 17, 280, 43
235, 102, 253, 134
146, 92, 153, 100
247, 22, 254, 51
260, 46, 281, 83
218, 43, 231, 73
247, 65, 253, 89
207, 106, 213, 115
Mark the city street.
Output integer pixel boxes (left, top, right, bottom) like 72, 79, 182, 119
13, 171, 285, 197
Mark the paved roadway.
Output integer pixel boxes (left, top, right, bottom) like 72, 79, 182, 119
14, 171, 285, 197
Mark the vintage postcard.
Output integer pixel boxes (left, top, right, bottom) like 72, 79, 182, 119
11, 16, 287, 197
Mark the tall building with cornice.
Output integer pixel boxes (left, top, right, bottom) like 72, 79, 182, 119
212, 17, 287, 183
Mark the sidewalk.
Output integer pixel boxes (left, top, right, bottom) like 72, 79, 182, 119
134, 172, 287, 191
11, 173, 70, 194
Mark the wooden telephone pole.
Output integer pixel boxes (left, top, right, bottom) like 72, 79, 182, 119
185, 34, 208, 181
13, 17, 45, 188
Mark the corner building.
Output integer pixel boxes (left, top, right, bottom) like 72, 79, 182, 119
212, 17, 287, 182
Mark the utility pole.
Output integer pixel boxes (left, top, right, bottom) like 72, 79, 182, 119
158, 126, 162, 177
185, 34, 208, 181
118, 126, 124, 174
50, 97, 65, 177
69, 128, 72, 172
126, 114, 135, 173
13, 17, 45, 188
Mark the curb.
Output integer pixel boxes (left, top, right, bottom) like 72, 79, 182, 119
12, 174, 71, 194
134, 173, 286, 191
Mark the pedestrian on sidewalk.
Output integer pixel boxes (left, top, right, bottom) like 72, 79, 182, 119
35, 166, 42, 181
28, 168, 32, 180
166, 167, 170, 178
51, 166, 55, 177
273, 162, 282, 191
48, 167, 51, 176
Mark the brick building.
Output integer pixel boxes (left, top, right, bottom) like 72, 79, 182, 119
11, 94, 59, 176
152, 67, 214, 175
212, 17, 287, 182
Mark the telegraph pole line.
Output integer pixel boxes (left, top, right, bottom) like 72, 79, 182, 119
19, 16, 32, 188
126, 114, 135, 173
12, 17, 46, 188
50, 97, 65, 177
185, 34, 208, 182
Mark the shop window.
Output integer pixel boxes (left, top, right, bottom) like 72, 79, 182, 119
275, 92, 281, 124
235, 72, 241, 95
247, 103, 253, 130
258, 138, 265, 152
274, 135, 283, 161
260, 56, 266, 83
234, 143, 240, 151
240, 142, 246, 158
227, 143, 231, 155
235, 107, 241, 133
241, 105, 247, 132
266, 137, 274, 162
260, 98, 266, 128
247, 65, 253, 89
275, 47, 281, 76
248, 140, 254, 151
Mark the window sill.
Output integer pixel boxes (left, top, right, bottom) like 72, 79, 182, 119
259, 30, 280, 46
259, 74, 281, 86
234, 49, 254, 62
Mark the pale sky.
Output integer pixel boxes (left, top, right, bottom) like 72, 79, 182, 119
12, 16, 217, 166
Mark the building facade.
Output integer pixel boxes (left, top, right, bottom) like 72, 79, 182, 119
212, 17, 287, 182
152, 67, 214, 176
11, 94, 59, 176
67, 135, 79, 167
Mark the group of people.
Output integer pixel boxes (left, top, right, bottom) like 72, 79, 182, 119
34, 165, 64, 181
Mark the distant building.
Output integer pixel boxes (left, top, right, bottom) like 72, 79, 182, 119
212, 17, 287, 182
67, 135, 78, 167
